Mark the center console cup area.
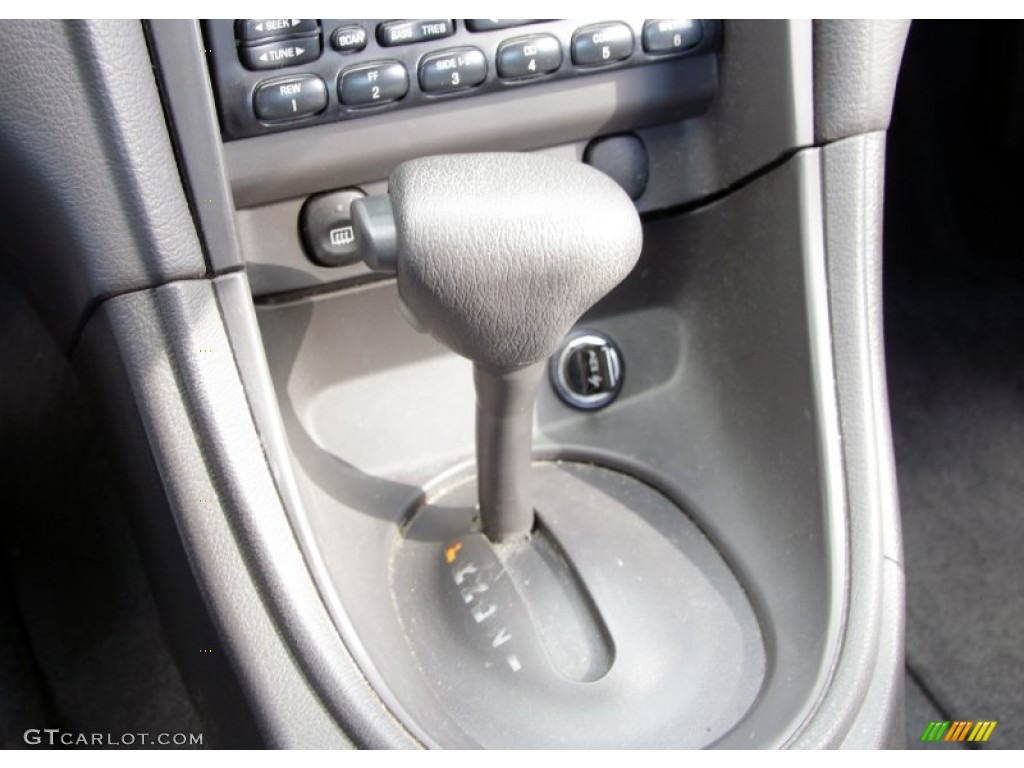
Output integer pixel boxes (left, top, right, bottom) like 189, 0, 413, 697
90, 19, 911, 747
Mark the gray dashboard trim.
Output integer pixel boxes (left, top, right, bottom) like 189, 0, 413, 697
813, 20, 910, 143
791, 132, 905, 747
146, 20, 245, 273
77, 275, 419, 748
0, 19, 205, 349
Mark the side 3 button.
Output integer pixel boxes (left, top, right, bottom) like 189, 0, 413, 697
253, 75, 328, 122
419, 47, 487, 94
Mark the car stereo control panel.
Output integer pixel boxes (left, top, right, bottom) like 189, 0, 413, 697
204, 18, 723, 140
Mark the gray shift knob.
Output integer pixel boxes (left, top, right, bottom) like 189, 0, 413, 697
355, 152, 643, 370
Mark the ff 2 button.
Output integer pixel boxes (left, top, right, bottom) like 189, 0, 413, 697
339, 61, 409, 107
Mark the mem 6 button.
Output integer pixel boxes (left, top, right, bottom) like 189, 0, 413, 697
642, 20, 703, 54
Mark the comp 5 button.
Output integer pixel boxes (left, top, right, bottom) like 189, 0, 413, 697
571, 22, 634, 66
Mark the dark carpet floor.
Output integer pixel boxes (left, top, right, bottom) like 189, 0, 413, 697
0, 277, 204, 749
885, 21, 1024, 750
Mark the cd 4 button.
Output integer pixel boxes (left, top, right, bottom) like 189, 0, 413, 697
497, 35, 562, 79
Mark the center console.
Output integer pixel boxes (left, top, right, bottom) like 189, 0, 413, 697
112, 19, 911, 748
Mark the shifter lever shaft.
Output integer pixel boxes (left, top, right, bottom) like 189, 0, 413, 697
474, 362, 545, 541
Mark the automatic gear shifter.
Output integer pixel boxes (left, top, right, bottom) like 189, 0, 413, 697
349, 153, 765, 748
353, 153, 642, 541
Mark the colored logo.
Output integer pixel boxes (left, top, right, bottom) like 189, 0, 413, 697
920, 721, 997, 743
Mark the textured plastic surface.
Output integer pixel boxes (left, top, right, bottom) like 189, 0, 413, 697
146, 20, 244, 273
813, 20, 910, 143
790, 133, 905, 747
390, 154, 642, 369
0, 20, 205, 348
390, 461, 765, 747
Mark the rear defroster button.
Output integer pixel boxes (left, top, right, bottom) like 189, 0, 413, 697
550, 330, 624, 410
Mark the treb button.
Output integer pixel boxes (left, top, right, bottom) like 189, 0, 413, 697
377, 19, 455, 47
642, 19, 703, 54
253, 75, 327, 122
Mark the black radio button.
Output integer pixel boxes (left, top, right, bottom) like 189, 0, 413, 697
466, 20, 543, 32
377, 19, 454, 47
642, 19, 702, 54
236, 19, 317, 43
331, 25, 368, 53
497, 35, 562, 79
571, 22, 634, 66
419, 47, 487, 93
240, 35, 320, 71
253, 75, 327, 122
339, 61, 409, 107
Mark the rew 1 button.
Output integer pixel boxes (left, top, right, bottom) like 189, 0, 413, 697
301, 189, 366, 267
339, 61, 409, 107
497, 34, 562, 79
419, 47, 487, 93
253, 75, 327, 122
